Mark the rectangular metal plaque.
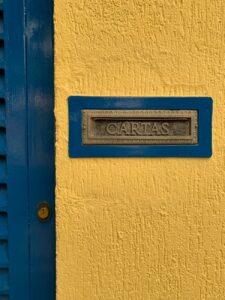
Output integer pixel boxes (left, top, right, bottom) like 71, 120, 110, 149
82, 110, 198, 145
69, 96, 213, 158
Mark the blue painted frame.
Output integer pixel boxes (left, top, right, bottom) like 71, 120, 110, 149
69, 96, 213, 158
5, 0, 55, 299
26, 1, 55, 299
5, 1, 30, 299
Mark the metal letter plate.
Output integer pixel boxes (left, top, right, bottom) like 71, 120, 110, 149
69, 96, 213, 158
82, 110, 198, 145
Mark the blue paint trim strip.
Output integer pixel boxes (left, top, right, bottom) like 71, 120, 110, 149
69, 96, 213, 158
26, 0, 55, 299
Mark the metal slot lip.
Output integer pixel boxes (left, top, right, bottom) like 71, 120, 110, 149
82, 109, 198, 145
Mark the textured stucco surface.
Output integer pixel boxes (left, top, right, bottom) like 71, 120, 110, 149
55, 1, 225, 299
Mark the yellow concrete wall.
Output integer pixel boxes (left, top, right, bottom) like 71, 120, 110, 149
55, 1, 225, 299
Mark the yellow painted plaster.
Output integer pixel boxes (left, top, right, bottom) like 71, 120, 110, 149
55, 1, 225, 299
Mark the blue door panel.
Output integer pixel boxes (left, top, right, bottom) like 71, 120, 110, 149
3, 0, 55, 299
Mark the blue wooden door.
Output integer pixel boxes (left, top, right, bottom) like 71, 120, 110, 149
1, 0, 55, 299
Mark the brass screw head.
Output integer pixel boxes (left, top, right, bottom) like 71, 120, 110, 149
37, 202, 51, 221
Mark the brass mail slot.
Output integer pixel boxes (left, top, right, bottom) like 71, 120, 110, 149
82, 110, 198, 145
